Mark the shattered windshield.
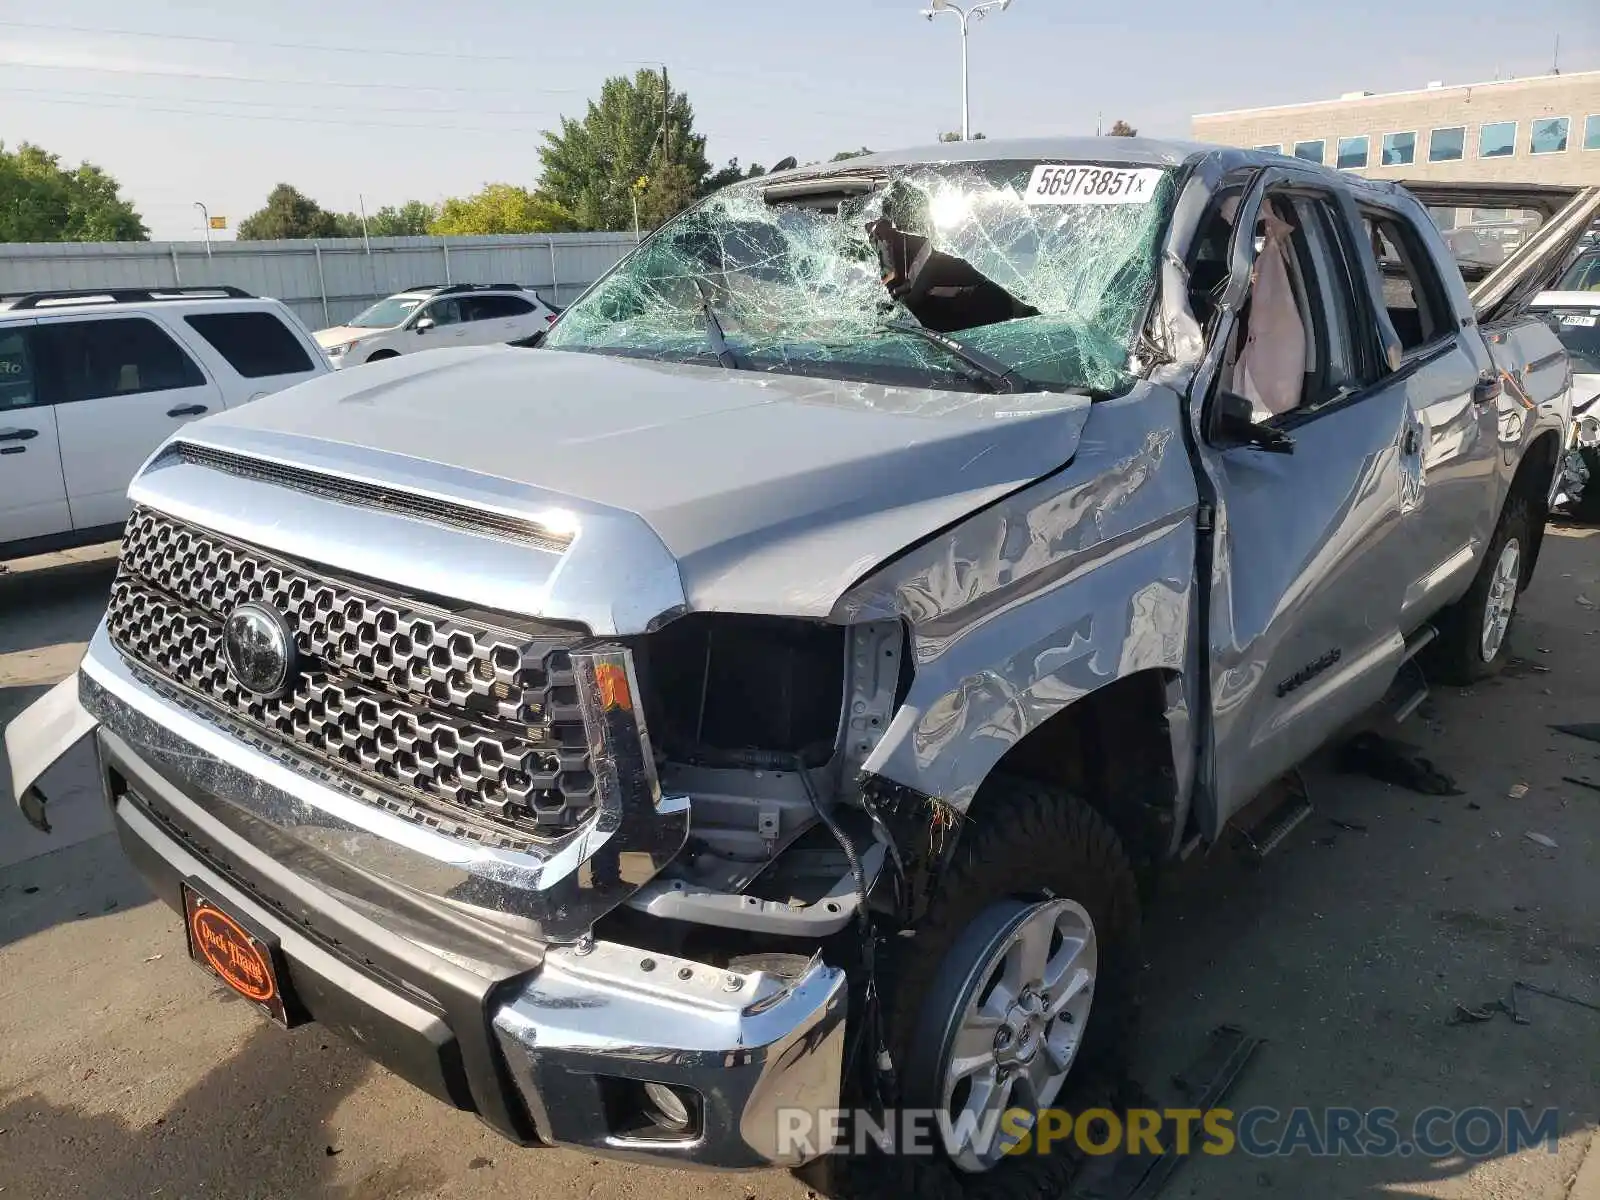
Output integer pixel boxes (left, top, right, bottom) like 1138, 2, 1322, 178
545, 160, 1177, 398
349, 296, 424, 328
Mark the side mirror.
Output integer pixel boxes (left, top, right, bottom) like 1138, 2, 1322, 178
1212, 389, 1294, 454
415, 317, 435, 334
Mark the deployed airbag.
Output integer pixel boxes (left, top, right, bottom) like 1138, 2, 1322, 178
1236, 210, 1305, 419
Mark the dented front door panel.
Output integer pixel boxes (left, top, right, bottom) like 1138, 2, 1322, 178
1200, 399, 1415, 825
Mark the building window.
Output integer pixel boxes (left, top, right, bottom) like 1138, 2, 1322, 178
1479, 121, 1517, 157
1585, 115, 1600, 150
1382, 131, 1416, 165
1336, 135, 1369, 169
1293, 139, 1325, 164
1429, 126, 1465, 162
1531, 117, 1570, 154
1254, 143, 1281, 154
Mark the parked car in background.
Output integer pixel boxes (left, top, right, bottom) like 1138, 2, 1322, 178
314, 283, 558, 367
1531, 289, 1600, 518
1554, 245, 1600, 293
0, 286, 327, 561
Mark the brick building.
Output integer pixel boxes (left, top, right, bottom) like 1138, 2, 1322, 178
1192, 71, 1600, 187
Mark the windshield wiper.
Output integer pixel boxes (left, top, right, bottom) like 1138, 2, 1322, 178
693, 278, 740, 370
876, 321, 1027, 393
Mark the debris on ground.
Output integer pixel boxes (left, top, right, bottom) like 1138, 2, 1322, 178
1517, 980, 1600, 1015
1551, 723, 1600, 745
1449, 981, 1600, 1027
1067, 1025, 1261, 1199
1336, 732, 1463, 796
1448, 1002, 1497, 1025
1509, 783, 1530, 799
1561, 776, 1600, 794
1524, 832, 1558, 849
1327, 817, 1368, 832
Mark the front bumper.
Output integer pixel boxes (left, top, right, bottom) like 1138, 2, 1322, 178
7, 633, 848, 1168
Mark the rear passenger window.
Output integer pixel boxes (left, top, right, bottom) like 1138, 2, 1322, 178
185, 311, 314, 378
1360, 211, 1454, 352
463, 295, 535, 320
0, 329, 39, 411
32, 317, 206, 404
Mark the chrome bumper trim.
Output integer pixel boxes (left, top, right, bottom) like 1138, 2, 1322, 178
493, 940, 847, 1168
78, 624, 689, 941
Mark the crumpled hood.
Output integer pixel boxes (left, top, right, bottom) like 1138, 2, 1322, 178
186, 345, 1092, 619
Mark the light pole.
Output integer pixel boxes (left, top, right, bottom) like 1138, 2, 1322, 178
919, 0, 1012, 141
193, 201, 212, 257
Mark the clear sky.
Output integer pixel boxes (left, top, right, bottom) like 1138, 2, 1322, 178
2, 0, 1595, 239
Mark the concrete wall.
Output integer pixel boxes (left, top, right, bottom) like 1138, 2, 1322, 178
0, 232, 640, 332
1193, 71, 1600, 186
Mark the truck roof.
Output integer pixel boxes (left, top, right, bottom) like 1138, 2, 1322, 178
755, 135, 1408, 198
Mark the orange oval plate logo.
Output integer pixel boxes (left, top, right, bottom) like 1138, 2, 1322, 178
189, 904, 277, 1004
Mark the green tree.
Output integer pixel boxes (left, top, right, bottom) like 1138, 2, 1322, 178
701, 157, 766, 196
237, 184, 344, 240
938, 131, 987, 142
0, 141, 147, 242
536, 68, 710, 231
1107, 120, 1138, 137
636, 163, 700, 230
365, 201, 437, 237
429, 184, 578, 235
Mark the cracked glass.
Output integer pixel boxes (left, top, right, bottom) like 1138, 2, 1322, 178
544, 160, 1177, 400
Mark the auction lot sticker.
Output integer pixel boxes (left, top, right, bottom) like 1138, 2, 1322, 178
1024, 165, 1164, 205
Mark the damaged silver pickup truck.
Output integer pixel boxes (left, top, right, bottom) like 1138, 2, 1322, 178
9, 139, 1599, 1195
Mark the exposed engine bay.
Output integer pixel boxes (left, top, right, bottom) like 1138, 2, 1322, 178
606, 614, 909, 961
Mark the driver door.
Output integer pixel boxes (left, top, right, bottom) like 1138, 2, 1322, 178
1192, 172, 1419, 827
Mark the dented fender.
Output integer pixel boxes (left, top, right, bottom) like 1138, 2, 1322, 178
5, 673, 99, 832
833, 384, 1201, 814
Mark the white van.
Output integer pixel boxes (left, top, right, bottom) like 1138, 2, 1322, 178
0, 287, 328, 560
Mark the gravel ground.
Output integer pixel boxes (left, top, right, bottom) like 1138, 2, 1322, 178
2, 531, 1596, 1200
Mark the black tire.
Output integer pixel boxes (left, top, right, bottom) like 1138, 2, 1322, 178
826, 776, 1141, 1199
366, 349, 399, 363
1428, 493, 1534, 685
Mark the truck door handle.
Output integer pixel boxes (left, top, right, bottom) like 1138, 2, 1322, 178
0, 427, 39, 442
1402, 426, 1421, 456
166, 403, 208, 418
1472, 376, 1502, 406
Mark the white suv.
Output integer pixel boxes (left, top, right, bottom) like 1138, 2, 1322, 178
313, 284, 558, 368
1, 287, 328, 560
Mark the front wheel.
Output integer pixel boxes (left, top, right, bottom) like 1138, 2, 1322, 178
882, 777, 1142, 1196
1428, 494, 1533, 685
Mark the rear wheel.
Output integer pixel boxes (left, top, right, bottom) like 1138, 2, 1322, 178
1429, 494, 1533, 684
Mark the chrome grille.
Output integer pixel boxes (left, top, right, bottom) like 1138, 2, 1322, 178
107, 506, 596, 838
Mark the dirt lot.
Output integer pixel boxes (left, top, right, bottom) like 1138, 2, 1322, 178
2, 532, 1597, 1200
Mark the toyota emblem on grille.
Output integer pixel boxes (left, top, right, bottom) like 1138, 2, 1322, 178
223, 602, 298, 699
